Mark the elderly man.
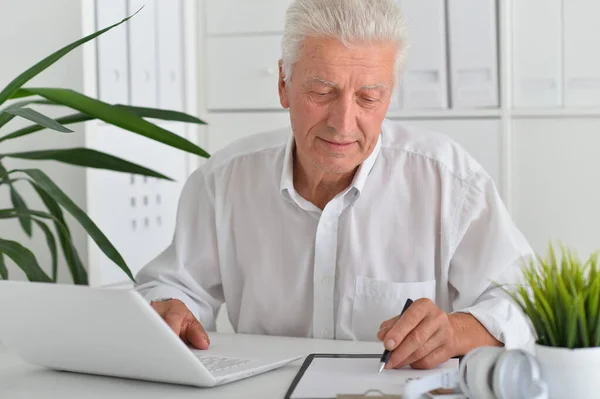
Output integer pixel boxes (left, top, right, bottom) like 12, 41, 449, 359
135, 0, 534, 370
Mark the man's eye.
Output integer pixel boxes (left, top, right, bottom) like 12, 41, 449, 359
363, 97, 377, 103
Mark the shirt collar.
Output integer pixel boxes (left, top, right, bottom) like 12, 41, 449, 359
279, 131, 383, 197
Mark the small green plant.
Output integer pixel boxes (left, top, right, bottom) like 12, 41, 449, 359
506, 242, 600, 349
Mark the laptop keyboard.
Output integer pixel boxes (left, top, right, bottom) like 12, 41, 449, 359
193, 353, 254, 373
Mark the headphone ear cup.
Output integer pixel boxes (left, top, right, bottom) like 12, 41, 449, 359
459, 346, 504, 399
492, 350, 549, 399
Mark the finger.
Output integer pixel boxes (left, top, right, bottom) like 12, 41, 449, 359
186, 317, 210, 350
377, 316, 400, 341
385, 315, 440, 369
379, 316, 399, 332
394, 328, 446, 369
410, 345, 451, 370
163, 309, 187, 336
383, 299, 433, 351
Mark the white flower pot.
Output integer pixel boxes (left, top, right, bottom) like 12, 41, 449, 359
535, 343, 600, 399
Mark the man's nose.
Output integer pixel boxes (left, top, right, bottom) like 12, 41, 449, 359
327, 95, 358, 136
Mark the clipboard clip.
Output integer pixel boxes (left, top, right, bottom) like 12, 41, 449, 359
336, 389, 402, 399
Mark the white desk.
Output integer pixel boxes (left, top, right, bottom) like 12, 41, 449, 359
0, 333, 461, 399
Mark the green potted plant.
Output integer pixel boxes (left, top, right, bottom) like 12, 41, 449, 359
0, 11, 209, 284
506, 242, 600, 398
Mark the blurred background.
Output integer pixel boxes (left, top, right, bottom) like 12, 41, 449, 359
0, 0, 598, 304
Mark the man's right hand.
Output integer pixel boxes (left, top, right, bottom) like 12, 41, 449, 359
150, 298, 210, 350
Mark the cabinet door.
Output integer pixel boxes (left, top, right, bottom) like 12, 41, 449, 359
564, 0, 600, 107
156, 0, 184, 111
128, 0, 158, 107
95, 0, 129, 104
512, 0, 563, 108
205, 0, 293, 35
396, 0, 449, 109
447, 0, 499, 108
206, 36, 284, 110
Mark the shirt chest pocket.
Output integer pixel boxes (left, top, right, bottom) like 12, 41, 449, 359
350, 276, 437, 342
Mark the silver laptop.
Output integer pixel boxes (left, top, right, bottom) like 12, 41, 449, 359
0, 280, 302, 387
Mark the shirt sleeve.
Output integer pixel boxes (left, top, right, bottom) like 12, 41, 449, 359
447, 167, 535, 350
134, 165, 224, 331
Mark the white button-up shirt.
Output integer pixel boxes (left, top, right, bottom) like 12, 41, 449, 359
135, 119, 534, 349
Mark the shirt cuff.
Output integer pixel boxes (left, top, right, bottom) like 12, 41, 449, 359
138, 285, 202, 322
452, 296, 535, 352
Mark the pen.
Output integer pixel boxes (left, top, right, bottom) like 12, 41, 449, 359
378, 298, 413, 373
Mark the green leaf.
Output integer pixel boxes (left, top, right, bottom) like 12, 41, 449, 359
0, 9, 140, 105
29, 182, 87, 284
32, 219, 58, 282
577, 294, 590, 347
0, 112, 16, 129
0, 208, 60, 283
566, 298, 579, 348
2, 148, 173, 180
0, 239, 52, 282
8, 89, 35, 100
4, 107, 73, 133
9, 185, 32, 237
587, 278, 600, 335
113, 104, 207, 125
0, 112, 93, 143
0, 253, 7, 279
16, 168, 134, 282
18, 88, 209, 158
594, 307, 600, 347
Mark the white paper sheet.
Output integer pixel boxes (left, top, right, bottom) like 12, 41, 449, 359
289, 357, 458, 399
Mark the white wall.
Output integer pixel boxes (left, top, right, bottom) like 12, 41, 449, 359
0, 0, 87, 283
512, 117, 600, 259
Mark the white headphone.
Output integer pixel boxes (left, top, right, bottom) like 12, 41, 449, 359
402, 346, 549, 399
458, 346, 549, 399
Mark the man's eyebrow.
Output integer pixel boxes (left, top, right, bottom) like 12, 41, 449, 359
305, 76, 338, 88
304, 77, 389, 90
361, 83, 388, 90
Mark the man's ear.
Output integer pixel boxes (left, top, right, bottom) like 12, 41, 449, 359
278, 60, 290, 109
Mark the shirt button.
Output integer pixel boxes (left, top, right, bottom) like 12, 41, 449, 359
321, 328, 329, 336
321, 276, 331, 285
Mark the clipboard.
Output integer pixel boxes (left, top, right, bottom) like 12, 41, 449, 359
283, 354, 462, 399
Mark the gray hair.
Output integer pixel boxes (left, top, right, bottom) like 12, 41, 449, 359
281, 0, 408, 84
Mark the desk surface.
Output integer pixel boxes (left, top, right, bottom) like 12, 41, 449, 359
0, 333, 461, 399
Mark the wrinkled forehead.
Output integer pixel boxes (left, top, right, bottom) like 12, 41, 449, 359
293, 36, 397, 87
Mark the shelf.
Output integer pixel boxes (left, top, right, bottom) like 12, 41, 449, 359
511, 108, 600, 118
385, 109, 502, 120
206, 108, 502, 119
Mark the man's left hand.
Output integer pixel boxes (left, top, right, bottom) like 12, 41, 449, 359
377, 298, 502, 370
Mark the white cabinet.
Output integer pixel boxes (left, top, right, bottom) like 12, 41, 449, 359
205, 0, 293, 35
156, 0, 185, 111
87, 0, 196, 286
95, 0, 129, 104
512, 0, 563, 108
128, 0, 158, 107
563, 0, 600, 107
206, 36, 284, 110
447, 0, 499, 108
397, 0, 448, 109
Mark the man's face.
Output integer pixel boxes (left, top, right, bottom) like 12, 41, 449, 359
278, 37, 396, 174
